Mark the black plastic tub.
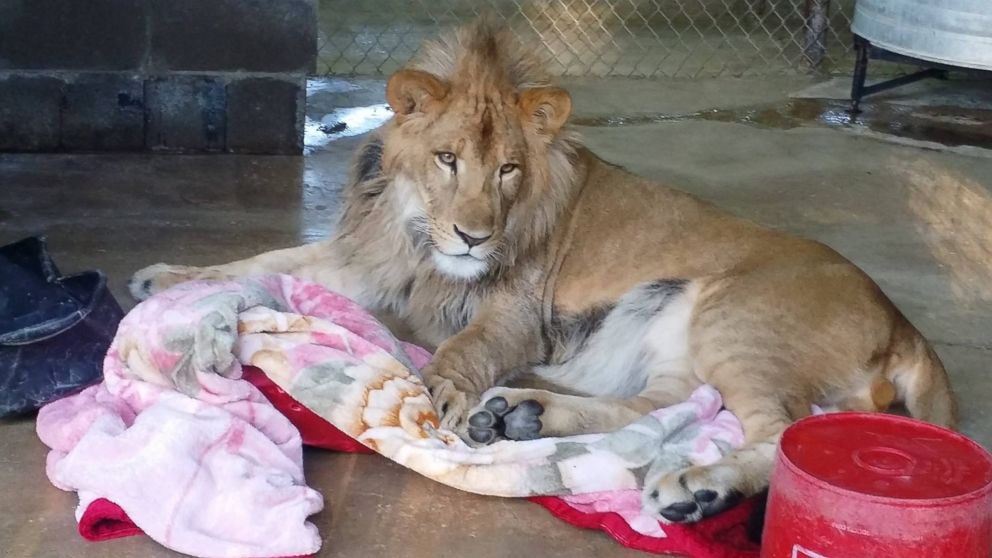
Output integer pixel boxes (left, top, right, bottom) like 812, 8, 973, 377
0, 236, 124, 418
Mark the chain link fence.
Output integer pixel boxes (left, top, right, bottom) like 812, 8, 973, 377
317, 0, 858, 79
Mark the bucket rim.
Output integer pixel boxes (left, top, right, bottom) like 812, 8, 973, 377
775, 412, 992, 506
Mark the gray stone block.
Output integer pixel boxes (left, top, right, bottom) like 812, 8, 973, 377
61, 74, 145, 151
226, 77, 303, 155
0, 0, 147, 71
0, 74, 62, 151
150, 0, 316, 73
146, 76, 226, 152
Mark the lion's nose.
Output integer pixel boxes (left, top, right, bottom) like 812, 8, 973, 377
453, 224, 492, 248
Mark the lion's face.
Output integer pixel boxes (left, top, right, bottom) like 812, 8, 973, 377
383, 69, 571, 281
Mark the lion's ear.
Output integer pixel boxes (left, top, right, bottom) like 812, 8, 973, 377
519, 87, 572, 136
386, 69, 448, 116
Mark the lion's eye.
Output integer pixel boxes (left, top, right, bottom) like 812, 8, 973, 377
436, 152, 456, 167
499, 163, 518, 175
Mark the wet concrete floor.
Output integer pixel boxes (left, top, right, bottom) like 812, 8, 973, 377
571, 97, 992, 150
2, 74, 992, 557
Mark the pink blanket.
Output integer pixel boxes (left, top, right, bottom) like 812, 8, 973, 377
36, 275, 749, 558
36, 333, 325, 557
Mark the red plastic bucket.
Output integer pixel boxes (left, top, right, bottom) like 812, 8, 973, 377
760, 412, 992, 558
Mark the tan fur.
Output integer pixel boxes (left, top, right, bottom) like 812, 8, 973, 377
129, 19, 957, 523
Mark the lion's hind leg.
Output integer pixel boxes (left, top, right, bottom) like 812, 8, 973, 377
642, 386, 790, 523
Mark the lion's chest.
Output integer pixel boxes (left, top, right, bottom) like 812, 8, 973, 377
394, 274, 482, 348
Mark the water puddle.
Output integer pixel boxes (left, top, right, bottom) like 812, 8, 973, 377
303, 96, 992, 154
306, 80, 363, 95
571, 98, 992, 150
304, 103, 393, 154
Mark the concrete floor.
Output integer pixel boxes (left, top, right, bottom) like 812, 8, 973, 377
2, 74, 992, 557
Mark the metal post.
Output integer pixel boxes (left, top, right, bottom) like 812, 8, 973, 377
850, 35, 870, 113
803, 0, 830, 68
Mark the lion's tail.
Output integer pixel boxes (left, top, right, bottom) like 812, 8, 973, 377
886, 324, 957, 429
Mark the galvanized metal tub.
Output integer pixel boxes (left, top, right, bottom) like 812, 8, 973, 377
852, 0, 992, 71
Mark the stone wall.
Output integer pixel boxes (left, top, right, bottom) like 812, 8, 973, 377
0, 0, 316, 154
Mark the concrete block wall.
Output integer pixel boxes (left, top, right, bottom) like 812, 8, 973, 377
0, 0, 316, 154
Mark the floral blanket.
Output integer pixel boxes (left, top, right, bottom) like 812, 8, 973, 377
37, 274, 745, 557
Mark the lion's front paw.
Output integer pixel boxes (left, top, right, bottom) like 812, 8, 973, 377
128, 263, 205, 300
423, 373, 479, 437
467, 391, 544, 445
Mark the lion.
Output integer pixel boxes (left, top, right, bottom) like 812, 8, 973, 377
130, 20, 956, 523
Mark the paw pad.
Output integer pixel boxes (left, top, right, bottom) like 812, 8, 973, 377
652, 485, 744, 523
467, 397, 544, 444
659, 501, 698, 522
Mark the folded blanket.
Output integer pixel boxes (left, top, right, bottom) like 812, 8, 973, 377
37, 274, 756, 558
